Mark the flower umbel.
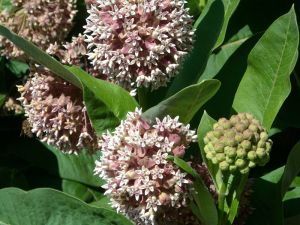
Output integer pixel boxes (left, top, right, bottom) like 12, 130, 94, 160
0, 0, 77, 61
84, 0, 195, 90
94, 108, 197, 224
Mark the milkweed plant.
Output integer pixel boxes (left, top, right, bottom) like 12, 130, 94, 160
0, 0, 299, 225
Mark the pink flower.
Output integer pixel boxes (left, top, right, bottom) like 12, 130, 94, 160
84, 0, 195, 90
94, 108, 197, 224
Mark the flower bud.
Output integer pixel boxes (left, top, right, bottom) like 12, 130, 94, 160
204, 145, 210, 153
248, 123, 259, 133
248, 161, 256, 168
235, 133, 244, 143
213, 123, 219, 129
229, 165, 237, 172
206, 152, 213, 160
243, 129, 253, 140
260, 132, 268, 142
219, 136, 227, 145
212, 157, 219, 165
257, 140, 266, 148
169, 134, 181, 146
214, 143, 224, 153
226, 156, 235, 164
241, 119, 250, 128
256, 148, 266, 159
237, 148, 247, 158
236, 159, 246, 168
251, 133, 260, 143
218, 118, 227, 125
240, 166, 250, 174
237, 112, 247, 119
203, 136, 210, 145
246, 113, 254, 120
219, 161, 229, 171
251, 118, 260, 125
227, 137, 237, 147
222, 120, 232, 130
247, 151, 257, 161
241, 140, 251, 150
224, 129, 236, 138
216, 153, 226, 162
207, 131, 215, 140
211, 137, 219, 145
235, 122, 246, 133
214, 129, 223, 138
259, 153, 270, 164
230, 115, 241, 125
227, 147, 237, 158
265, 141, 272, 153
159, 192, 171, 205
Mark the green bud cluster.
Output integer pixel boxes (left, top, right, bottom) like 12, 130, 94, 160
203, 112, 273, 174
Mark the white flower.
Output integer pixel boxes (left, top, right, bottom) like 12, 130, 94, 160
151, 165, 164, 179
153, 150, 168, 165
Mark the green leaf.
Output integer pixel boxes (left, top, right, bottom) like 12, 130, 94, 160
0, 188, 132, 225
62, 179, 95, 203
189, 33, 262, 127
5, 59, 28, 78
66, 65, 139, 122
281, 141, 300, 198
197, 111, 222, 190
0, 167, 29, 190
5, 135, 104, 187
0, 24, 82, 88
232, 6, 299, 131
90, 197, 111, 209
283, 187, 300, 219
245, 167, 284, 225
166, 155, 218, 225
0, 94, 5, 108
142, 79, 221, 125
165, 0, 240, 98
0, 0, 13, 11
82, 82, 121, 137
213, 0, 240, 49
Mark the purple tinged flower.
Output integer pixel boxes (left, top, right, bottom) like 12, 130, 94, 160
94, 108, 198, 224
84, 0, 195, 90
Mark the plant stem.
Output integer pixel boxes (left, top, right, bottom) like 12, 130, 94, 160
137, 86, 147, 111
218, 171, 230, 225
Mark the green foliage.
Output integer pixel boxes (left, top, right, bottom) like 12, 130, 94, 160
142, 79, 220, 125
232, 7, 299, 131
0, 188, 132, 225
0, 0, 299, 224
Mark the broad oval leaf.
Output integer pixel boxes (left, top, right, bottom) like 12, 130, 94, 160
0, 188, 132, 225
166, 155, 218, 225
281, 141, 300, 198
142, 79, 221, 125
197, 111, 222, 190
232, 6, 299, 131
166, 0, 240, 98
5, 134, 104, 187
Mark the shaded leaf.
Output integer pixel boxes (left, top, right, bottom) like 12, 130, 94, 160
0, 94, 4, 108
232, 7, 299, 131
5, 59, 28, 78
142, 79, 221, 125
245, 167, 284, 225
4, 133, 104, 187
62, 179, 95, 203
281, 141, 300, 198
0, 167, 29, 190
283, 187, 300, 219
166, 155, 218, 225
0, 188, 132, 225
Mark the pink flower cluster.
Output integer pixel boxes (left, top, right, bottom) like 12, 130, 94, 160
94, 108, 198, 224
84, 0, 195, 90
0, 0, 77, 61
17, 67, 100, 155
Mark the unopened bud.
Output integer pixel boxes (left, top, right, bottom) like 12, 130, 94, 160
241, 140, 251, 150
222, 120, 232, 130
207, 131, 214, 140
235, 133, 244, 143
227, 137, 237, 147
230, 115, 241, 125
224, 129, 236, 138
256, 148, 266, 159
249, 123, 259, 133
241, 119, 250, 128
173, 146, 185, 158
237, 148, 247, 158
235, 122, 246, 133
227, 147, 237, 158
257, 140, 266, 148
219, 161, 229, 171
235, 159, 246, 168
214, 142, 224, 153
214, 129, 223, 138
203, 136, 210, 145
243, 129, 253, 140
216, 153, 226, 162
260, 132, 268, 141
246, 113, 254, 120
218, 118, 227, 125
